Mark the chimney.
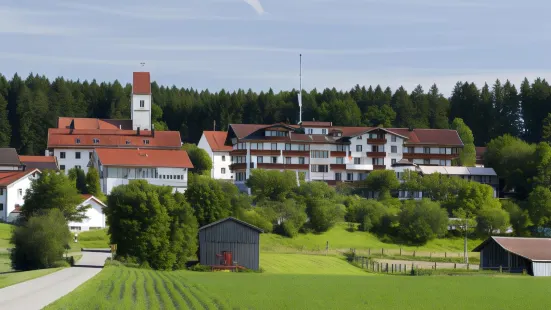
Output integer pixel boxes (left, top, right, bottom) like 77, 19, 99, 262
152, 124, 155, 138
137, 127, 140, 136
408, 127, 414, 132
119, 124, 122, 130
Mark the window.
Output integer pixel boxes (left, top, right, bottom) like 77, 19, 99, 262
336, 157, 344, 164
251, 143, 264, 150
307, 129, 313, 134
310, 165, 329, 173
354, 158, 361, 165
298, 144, 309, 151
126, 140, 131, 145
18, 189, 23, 197
0, 189, 3, 195
75, 138, 81, 144
0, 203, 3, 211
93, 138, 100, 144
271, 143, 278, 150
75, 165, 81, 169
89, 152, 93, 159
311, 150, 329, 158
347, 173, 353, 181
439, 160, 446, 166
424, 147, 430, 154
221, 168, 226, 174
423, 159, 430, 165
271, 157, 277, 164
335, 173, 342, 181
70, 226, 82, 231
75, 152, 81, 159
322, 129, 327, 134
222, 155, 226, 162
143, 139, 150, 145
440, 148, 446, 154
336, 145, 346, 152
60, 152, 66, 159
356, 145, 362, 152
60, 165, 66, 171
299, 157, 305, 164
140, 100, 145, 108
257, 156, 264, 164
236, 172, 246, 182
391, 146, 397, 153
357, 135, 362, 140
285, 143, 291, 150
391, 135, 397, 142
285, 157, 291, 164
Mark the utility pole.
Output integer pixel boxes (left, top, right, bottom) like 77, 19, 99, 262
298, 54, 302, 124
464, 217, 469, 264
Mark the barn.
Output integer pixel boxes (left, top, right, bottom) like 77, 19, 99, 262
473, 236, 551, 276
199, 217, 263, 270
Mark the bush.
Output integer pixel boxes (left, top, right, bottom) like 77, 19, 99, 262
67, 256, 75, 266
10, 209, 72, 271
189, 264, 212, 272
306, 199, 345, 233
51, 260, 70, 268
398, 199, 448, 244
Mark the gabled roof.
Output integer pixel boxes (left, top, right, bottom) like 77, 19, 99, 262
95, 148, 193, 168
301, 121, 332, 127
473, 237, 551, 262
58, 117, 133, 130
0, 148, 22, 166
19, 156, 59, 171
203, 131, 232, 152
133, 72, 151, 94
199, 217, 264, 233
47, 128, 182, 149
80, 194, 107, 207
0, 169, 40, 187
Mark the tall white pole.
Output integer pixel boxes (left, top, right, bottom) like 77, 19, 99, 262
299, 54, 302, 124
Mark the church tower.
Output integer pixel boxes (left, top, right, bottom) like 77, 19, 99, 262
131, 72, 152, 131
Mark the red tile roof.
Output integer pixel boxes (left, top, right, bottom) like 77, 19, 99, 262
203, 131, 233, 152
301, 121, 333, 127
47, 128, 181, 149
0, 169, 39, 187
19, 156, 55, 163
133, 72, 151, 94
474, 237, 551, 262
58, 117, 133, 130
19, 156, 59, 171
95, 148, 193, 168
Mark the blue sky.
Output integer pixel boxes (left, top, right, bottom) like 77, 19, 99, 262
1, 0, 550, 95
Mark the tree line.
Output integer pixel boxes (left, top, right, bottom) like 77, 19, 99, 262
2, 73, 551, 155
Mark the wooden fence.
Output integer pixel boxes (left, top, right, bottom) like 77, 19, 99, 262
350, 255, 477, 274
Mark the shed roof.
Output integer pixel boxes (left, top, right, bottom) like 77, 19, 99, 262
199, 217, 264, 233
473, 237, 551, 262
19, 156, 59, 171
0, 148, 22, 166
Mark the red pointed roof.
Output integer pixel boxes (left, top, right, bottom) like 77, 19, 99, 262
203, 131, 232, 152
133, 72, 151, 95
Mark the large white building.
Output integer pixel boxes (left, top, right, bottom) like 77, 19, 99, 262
225, 121, 464, 190
91, 148, 194, 195
0, 148, 40, 222
198, 131, 233, 180
46, 72, 182, 174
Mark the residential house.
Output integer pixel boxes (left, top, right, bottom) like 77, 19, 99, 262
0, 169, 40, 222
198, 131, 233, 180
68, 194, 107, 232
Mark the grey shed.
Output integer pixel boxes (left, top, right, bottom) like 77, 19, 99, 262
199, 217, 263, 270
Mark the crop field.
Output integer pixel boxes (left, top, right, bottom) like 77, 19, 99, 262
47, 263, 551, 310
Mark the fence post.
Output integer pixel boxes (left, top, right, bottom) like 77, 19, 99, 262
400, 248, 402, 256
454, 263, 457, 269
413, 251, 416, 257
445, 252, 447, 258
430, 252, 432, 258
386, 263, 389, 273
467, 263, 470, 270
392, 264, 394, 273
368, 248, 371, 256
499, 265, 502, 273
382, 248, 384, 256
434, 262, 437, 269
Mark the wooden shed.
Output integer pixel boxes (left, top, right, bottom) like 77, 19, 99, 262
473, 237, 551, 276
199, 217, 263, 270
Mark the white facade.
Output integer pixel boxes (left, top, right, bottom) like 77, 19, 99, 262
532, 262, 551, 277
0, 170, 40, 222
68, 197, 107, 232
97, 165, 189, 195
53, 148, 93, 174
198, 134, 233, 180
132, 94, 152, 131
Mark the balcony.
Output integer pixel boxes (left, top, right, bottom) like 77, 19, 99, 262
257, 163, 309, 170
366, 152, 386, 158
251, 150, 280, 156
230, 149, 247, 156
367, 138, 387, 144
345, 164, 374, 171
282, 150, 310, 156
330, 164, 346, 170
373, 165, 386, 170
331, 151, 346, 157
229, 163, 246, 171
402, 153, 457, 160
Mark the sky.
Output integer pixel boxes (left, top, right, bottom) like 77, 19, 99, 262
1, 0, 551, 95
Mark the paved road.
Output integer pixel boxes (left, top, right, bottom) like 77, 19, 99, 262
0, 251, 110, 310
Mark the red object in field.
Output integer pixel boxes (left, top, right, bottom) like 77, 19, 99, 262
223, 251, 232, 266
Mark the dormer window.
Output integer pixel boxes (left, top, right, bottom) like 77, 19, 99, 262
265, 130, 288, 137
140, 100, 145, 108
143, 139, 150, 145
75, 138, 81, 144
93, 138, 100, 144
357, 136, 362, 139
125, 140, 131, 145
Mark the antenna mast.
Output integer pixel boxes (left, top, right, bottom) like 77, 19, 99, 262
298, 54, 303, 124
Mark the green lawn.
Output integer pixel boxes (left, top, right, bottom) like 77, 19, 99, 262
260, 253, 369, 275
46, 264, 551, 310
0, 268, 63, 289
0, 223, 12, 249
70, 229, 110, 251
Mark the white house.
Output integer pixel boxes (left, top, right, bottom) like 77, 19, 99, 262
91, 148, 194, 195
198, 131, 233, 180
0, 169, 40, 222
68, 195, 107, 232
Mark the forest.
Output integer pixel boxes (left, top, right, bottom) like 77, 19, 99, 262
1, 72, 551, 155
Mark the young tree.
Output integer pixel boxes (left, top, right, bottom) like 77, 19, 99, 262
347, 199, 389, 233
246, 169, 298, 202
450, 182, 501, 217
475, 207, 510, 236
10, 209, 71, 270
502, 200, 532, 236
181, 143, 212, 175
258, 199, 307, 237
185, 174, 232, 227
363, 170, 400, 200
398, 199, 448, 244
22, 170, 89, 222
527, 186, 551, 230
68, 167, 87, 194
306, 199, 345, 233
451, 118, 476, 166
85, 167, 103, 198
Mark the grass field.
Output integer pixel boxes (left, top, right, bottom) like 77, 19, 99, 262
46, 263, 551, 310
70, 229, 110, 251
0, 223, 12, 249
0, 268, 63, 289
261, 253, 369, 274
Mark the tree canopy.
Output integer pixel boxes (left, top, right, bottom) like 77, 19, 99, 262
181, 143, 212, 176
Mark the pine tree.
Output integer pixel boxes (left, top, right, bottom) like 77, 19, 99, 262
86, 167, 102, 198
0, 96, 11, 147
427, 84, 449, 129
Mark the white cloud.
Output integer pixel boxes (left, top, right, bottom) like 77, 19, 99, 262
243, 0, 265, 15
